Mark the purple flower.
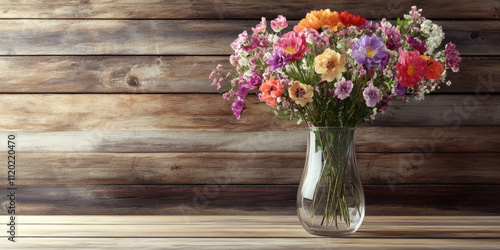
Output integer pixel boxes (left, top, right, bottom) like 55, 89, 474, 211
334, 77, 353, 100
380, 21, 401, 51
231, 96, 246, 120
379, 53, 390, 71
404, 35, 427, 54
393, 83, 406, 98
359, 21, 379, 35
267, 49, 291, 71
352, 35, 388, 68
236, 85, 249, 97
363, 82, 381, 107
245, 74, 262, 90
445, 42, 461, 73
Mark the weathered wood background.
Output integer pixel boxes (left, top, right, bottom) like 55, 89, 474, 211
0, 0, 498, 216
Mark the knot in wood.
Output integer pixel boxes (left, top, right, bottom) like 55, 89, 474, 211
470, 31, 480, 40
126, 76, 140, 87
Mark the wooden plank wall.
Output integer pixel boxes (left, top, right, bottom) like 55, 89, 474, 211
0, 0, 498, 216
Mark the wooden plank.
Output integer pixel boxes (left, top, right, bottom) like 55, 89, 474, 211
357, 153, 500, 185
365, 185, 500, 216
0, 56, 496, 94
372, 95, 500, 126
2, 238, 499, 250
2, 185, 499, 215
0, 94, 498, 131
3, 216, 500, 238
4, 152, 498, 185
0, 127, 499, 153
0, 20, 496, 56
0, 0, 497, 20
436, 57, 500, 94
0, 56, 223, 93
9, 215, 500, 226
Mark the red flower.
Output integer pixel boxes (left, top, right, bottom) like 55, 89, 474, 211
396, 48, 428, 87
339, 11, 366, 27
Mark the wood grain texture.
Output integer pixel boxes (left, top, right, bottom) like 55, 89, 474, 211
0, 94, 498, 132
1, 216, 499, 249
2, 238, 499, 249
0, 20, 496, 56
4, 152, 498, 185
2, 185, 499, 215
0, 56, 496, 94
0, 0, 497, 20
1, 127, 499, 153
3, 216, 500, 238
0, 56, 220, 93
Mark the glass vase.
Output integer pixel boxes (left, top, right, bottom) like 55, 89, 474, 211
297, 127, 365, 236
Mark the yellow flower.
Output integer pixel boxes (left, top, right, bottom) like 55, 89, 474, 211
314, 48, 347, 82
288, 81, 314, 107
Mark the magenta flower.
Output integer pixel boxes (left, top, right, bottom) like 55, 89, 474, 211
380, 21, 401, 51
404, 35, 427, 54
363, 82, 381, 107
236, 85, 249, 98
267, 49, 291, 71
271, 15, 288, 32
231, 96, 246, 120
252, 17, 266, 34
274, 31, 308, 62
445, 42, 461, 72
377, 94, 393, 114
242, 34, 270, 53
351, 35, 388, 68
334, 77, 353, 100
245, 74, 262, 90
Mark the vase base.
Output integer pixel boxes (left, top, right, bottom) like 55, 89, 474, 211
301, 226, 360, 237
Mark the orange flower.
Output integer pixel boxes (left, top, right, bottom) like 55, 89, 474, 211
259, 77, 283, 107
294, 9, 340, 32
421, 55, 444, 81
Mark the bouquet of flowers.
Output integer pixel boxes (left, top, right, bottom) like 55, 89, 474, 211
210, 6, 461, 126
209, 6, 461, 231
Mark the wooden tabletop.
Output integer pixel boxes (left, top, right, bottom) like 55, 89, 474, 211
1, 216, 499, 249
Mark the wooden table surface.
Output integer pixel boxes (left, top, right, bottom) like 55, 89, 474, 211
1, 216, 499, 249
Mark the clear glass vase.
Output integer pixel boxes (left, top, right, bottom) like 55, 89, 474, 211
297, 127, 365, 236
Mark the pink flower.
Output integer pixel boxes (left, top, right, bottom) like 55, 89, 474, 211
252, 17, 266, 34
334, 77, 353, 100
274, 31, 308, 62
445, 42, 461, 73
271, 15, 288, 32
241, 34, 270, 53
230, 31, 248, 50
363, 82, 380, 107
396, 48, 428, 87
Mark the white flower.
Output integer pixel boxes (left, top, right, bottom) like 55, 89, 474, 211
238, 56, 249, 67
